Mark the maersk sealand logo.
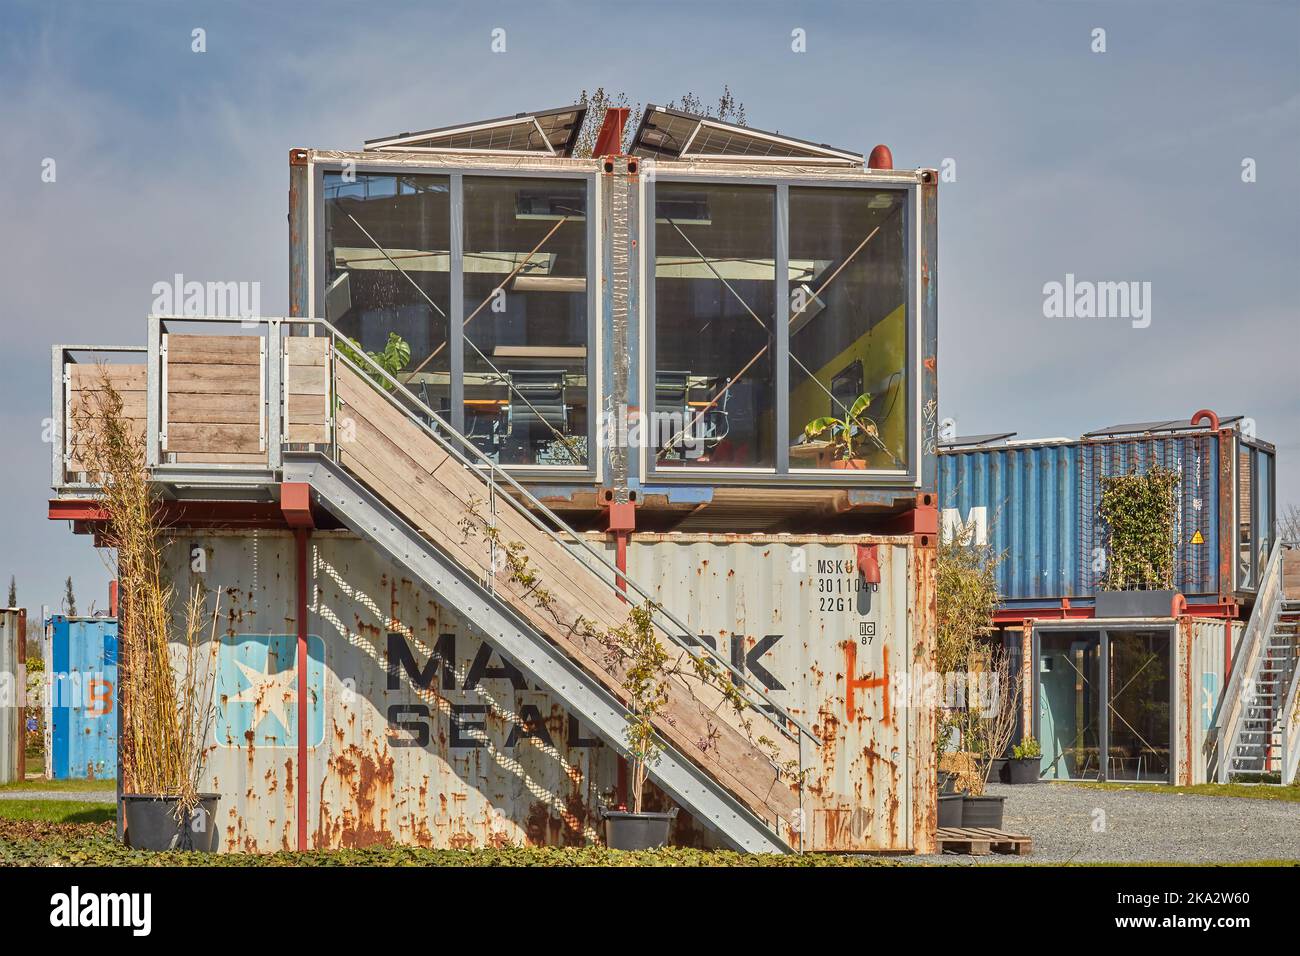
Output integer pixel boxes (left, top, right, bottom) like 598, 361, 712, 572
216, 634, 325, 747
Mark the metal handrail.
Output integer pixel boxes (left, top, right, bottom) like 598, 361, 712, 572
1213, 538, 1288, 781
310, 317, 820, 746
1280, 639, 1300, 785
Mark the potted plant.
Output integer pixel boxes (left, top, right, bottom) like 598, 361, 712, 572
601, 603, 678, 850
1008, 736, 1042, 784
73, 371, 222, 851
960, 646, 1019, 829
801, 393, 876, 469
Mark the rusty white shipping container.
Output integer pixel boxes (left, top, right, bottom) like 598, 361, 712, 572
1, 609, 23, 784
609, 532, 935, 852
1176, 616, 1241, 786
164, 530, 933, 853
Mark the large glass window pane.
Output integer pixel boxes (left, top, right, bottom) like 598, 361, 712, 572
1239, 450, 1254, 587
788, 186, 908, 471
1255, 450, 1272, 572
462, 176, 589, 467
1038, 632, 1103, 780
652, 182, 776, 469
1107, 630, 1171, 782
323, 172, 451, 416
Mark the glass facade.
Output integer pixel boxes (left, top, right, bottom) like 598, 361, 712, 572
317, 165, 922, 482
1037, 628, 1175, 783
649, 179, 912, 475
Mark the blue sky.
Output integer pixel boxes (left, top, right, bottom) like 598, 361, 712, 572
1, 0, 1296, 617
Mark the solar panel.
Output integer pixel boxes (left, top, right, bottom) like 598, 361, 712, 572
1083, 415, 1243, 438
630, 106, 862, 165
939, 432, 1018, 449
366, 105, 586, 157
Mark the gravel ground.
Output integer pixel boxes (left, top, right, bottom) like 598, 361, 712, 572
0, 790, 116, 803
908, 783, 1300, 864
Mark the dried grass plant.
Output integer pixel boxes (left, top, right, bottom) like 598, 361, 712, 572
71, 366, 220, 811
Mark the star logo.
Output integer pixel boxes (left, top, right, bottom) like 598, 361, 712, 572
225, 657, 298, 738
216, 634, 325, 748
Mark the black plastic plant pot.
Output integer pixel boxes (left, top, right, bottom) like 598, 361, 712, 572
122, 794, 221, 852
1007, 757, 1041, 785
988, 757, 1010, 784
937, 794, 963, 828
603, 810, 676, 851
961, 795, 1005, 829
937, 771, 957, 796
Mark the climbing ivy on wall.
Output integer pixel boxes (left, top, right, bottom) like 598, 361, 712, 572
1099, 465, 1181, 591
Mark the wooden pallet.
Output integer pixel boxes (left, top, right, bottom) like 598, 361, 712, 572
935, 826, 1032, 856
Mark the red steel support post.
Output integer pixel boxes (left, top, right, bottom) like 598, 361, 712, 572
295, 527, 309, 851
280, 483, 315, 851
605, 497, 636, 805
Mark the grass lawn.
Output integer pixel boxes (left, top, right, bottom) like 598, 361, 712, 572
0, 777, 116, 793
0, 800, 116, 825
1056, 780, 1300, 803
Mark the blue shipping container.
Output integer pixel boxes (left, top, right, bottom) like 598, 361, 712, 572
937, 429, 1273, 608
48, 616, 117, 780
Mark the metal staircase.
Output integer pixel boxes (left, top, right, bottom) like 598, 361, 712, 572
318, 324, 821, 848
1215, 539, 1300, 783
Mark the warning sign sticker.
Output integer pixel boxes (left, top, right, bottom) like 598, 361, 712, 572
1190, 530, 1205, 545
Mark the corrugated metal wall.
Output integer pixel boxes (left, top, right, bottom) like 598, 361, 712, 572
939, 433, 1235, 606
0, 609, 21, 784
162, 530, 930, 853
170, 531, 625, 853
620, 533, 928, 852
1176, 616, 1237, 786
48, 616, 118, 780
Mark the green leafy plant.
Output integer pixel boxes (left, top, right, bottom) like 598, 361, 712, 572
1013, 736, 1042, 760
337, 332, 410, 391
1098, 466, 1180, 590
802, 394, 876, 462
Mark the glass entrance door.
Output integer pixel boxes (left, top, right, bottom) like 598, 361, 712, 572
1038, 632, 1103, 781
1107, 630, 1172, 782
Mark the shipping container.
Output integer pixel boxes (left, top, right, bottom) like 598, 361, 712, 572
157, 529, 932, 853
0, 609, 22, 784
1020, 616, 1239, 785
50, 105, 941, 854
46, 615, 118, 780
938, 423, 1276, 608
284, 106, 939, 523
617, 532, 934, 851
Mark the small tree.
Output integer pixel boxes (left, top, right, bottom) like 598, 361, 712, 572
64, 576, 77, 616
72, 367, 220, 811
935, 530, 1001, 675
7, 576, 14, 608
965, 645, 1021, 794
608, 603, 669, 813
1280, 503, 1300, 544
935, 519, 1006, 789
